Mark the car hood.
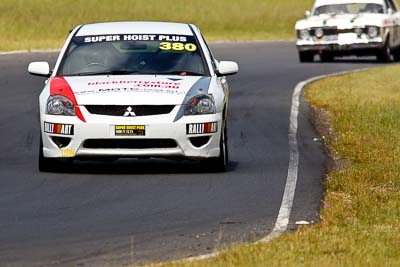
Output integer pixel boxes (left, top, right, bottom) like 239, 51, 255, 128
62, 75, 211, 105
296, 13, 386, 29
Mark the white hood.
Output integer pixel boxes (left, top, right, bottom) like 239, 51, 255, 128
296, 13, 386, 29
64, 75, 209, 105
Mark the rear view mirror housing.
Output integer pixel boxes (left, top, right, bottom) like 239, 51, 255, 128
120, 41, 148, 50
28, 62, 51, 77
216, 61, 239, 77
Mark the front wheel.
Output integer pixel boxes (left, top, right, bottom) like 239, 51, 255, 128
38, 137, 63, 172
377, 41, 391, 63
320, 52, 334, 62
201, 123, 228, 172
392, 46, 400, 62
299, 51, 314, 63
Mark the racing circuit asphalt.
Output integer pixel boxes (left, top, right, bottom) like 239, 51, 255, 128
0, 42, 375, 266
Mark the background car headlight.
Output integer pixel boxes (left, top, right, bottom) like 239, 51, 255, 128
184, 95, 216, 115
46, 95, 75, 116
299, 29, 310, 40
314, 28, 324, 38
368, 26, 379, 38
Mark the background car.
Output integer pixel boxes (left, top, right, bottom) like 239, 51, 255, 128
28, 22, 239, 172
295, 0, 400, 62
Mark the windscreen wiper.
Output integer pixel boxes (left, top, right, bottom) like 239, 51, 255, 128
156, 71, 204, 76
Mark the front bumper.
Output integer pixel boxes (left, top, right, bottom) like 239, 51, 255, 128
40, 105, 222, 160
297, 37, 384, 53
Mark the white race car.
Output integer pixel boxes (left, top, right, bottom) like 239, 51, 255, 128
28, 22, 239, 172
295, 0, 400, 62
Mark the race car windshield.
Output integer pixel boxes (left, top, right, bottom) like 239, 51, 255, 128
58, 34, 209, 77
314, 3, 384, 15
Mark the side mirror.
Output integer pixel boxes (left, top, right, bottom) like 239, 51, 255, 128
305, 10, 311, 18
216, 61, 239, 77
388, 8, 394, 15
28, 62, 51, 77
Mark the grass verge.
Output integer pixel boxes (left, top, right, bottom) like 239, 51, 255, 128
147, 66, 400, 267
0, 0, 314, 51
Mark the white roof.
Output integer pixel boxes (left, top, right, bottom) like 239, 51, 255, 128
76, 22, 194, 36
314, 0, 384, 7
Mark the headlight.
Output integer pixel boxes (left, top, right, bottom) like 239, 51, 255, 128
368, 26, 379, 38
315, 28, 324, 38
46, 95, 75, 116
299, 29, 310, 40
184, 94, 216, 115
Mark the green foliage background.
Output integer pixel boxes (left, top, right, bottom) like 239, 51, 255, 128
0, 0, 313, 50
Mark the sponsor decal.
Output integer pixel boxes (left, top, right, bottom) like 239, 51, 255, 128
186, 122, 218, 135
74, 87, 186, 96
82, 34, 189, 43
87, 80, 181, 89
44, 122, 74, 135
158, 35, 188, 42
159, 42, 197, 52
115, 125, 145, 136
75, 79, 184, 96
61, 148, 75, 157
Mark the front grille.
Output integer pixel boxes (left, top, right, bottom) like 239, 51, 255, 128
312, 27, 338, 36
83, 139, 178, 149
337, 28, 367, 34
310, 27, 368, 38
85, 105, 175, 116
324, 35, 338, 41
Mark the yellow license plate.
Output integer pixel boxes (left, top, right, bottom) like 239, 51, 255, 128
114, 125, 145, 136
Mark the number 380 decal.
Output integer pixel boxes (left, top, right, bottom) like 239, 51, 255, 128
159, 42, 197, 52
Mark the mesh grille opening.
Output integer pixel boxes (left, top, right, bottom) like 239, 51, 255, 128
189, 136, 211, 148
83, 139, 178, 149
85, 105, 175, 116
51, 137, 72, 148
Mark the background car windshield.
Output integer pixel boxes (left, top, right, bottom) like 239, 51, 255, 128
59, 34, 208, 76
314, 3, 384, 15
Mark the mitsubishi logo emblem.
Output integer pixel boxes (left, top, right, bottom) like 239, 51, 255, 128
124, 106, 136, 117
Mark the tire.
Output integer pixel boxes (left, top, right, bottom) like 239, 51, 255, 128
299, 51, 314, 63
320, 52, 334, 62
377, 40, 391, 63
201, 122, 228, 172
38, 137, 61, 172
392, 46, 400, 62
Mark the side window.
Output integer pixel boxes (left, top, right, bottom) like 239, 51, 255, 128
385, 0, 391, 11
386, 0, 398, 11
201, 34, 218, 72
389, 0, 398, 11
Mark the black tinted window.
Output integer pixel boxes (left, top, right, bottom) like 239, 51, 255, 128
314, 3, 384, 15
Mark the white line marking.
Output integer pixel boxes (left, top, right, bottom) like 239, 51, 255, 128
186, 252, 218, 262
259, 80, 303, 242
259, 68, 370, 243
